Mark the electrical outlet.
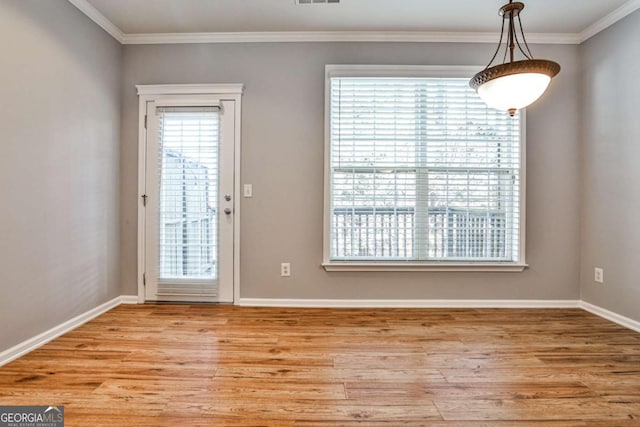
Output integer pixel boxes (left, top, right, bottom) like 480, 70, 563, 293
594, 267, 604, 283
281, 263, 291, 277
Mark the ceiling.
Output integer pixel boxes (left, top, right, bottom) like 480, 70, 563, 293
74, 0, 639, 43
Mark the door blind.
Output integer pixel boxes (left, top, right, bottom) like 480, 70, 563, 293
156, 107, 220, 284
329, 77, 521, 262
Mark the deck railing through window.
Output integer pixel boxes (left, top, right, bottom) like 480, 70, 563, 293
331, 207, 506, 260
161, 208, 216, 277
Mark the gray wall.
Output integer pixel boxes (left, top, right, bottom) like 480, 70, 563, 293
579, 11, 640, 321
0, 0, 635, 353
121, 42, 581, 300
0, 0, 122, 351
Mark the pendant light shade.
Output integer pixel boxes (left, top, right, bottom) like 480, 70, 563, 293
470, 1, 560, 116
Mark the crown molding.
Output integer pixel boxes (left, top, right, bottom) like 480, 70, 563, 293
67, 0, 125, 43
578, 0, 640, 42
121, 31, 581, 45
68, 0, 639, 46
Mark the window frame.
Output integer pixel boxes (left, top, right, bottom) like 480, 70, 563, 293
322, 65, 527, 272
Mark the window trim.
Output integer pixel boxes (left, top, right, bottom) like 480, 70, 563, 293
322, 65, 527, 272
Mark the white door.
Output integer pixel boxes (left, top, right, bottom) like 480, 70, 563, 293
143, 99, 235, 302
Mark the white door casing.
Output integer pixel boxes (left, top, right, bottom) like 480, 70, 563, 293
136, 85, 243, 303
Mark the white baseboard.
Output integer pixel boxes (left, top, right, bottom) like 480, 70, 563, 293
2, 296, 637, 368
236, 298, 581, 309
120, 295, 140, 304
580, 301, 640, 333
0, 295, 137, 367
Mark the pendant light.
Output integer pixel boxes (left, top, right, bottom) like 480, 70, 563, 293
470, 0, 560, 116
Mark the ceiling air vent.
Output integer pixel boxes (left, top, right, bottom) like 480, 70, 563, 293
295, 0, 339, 4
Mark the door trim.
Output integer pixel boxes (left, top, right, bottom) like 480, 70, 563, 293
136, 84, 244, 304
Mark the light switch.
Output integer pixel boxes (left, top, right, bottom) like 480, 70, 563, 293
243, 184, 253, 198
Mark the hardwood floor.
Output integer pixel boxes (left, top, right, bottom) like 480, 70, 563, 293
1, 305, 640, 426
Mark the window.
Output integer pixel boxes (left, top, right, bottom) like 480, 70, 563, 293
157, 107, 219, 280
324, 66, 525, 271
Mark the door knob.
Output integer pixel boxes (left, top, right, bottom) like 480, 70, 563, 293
224, 208, 232, 215
224, 195, 231, 201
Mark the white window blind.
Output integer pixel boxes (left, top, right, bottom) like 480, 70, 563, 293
157, 107, 220, 281
329, 76, 521, 263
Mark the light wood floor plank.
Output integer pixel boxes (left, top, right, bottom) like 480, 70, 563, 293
0, 305, 639, 425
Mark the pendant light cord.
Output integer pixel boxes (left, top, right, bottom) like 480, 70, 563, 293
484, 2, 536, 69
516, 15, 535, 59
484, 16, 507, 69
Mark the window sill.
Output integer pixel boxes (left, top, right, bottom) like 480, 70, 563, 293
322, 262, 528, 272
